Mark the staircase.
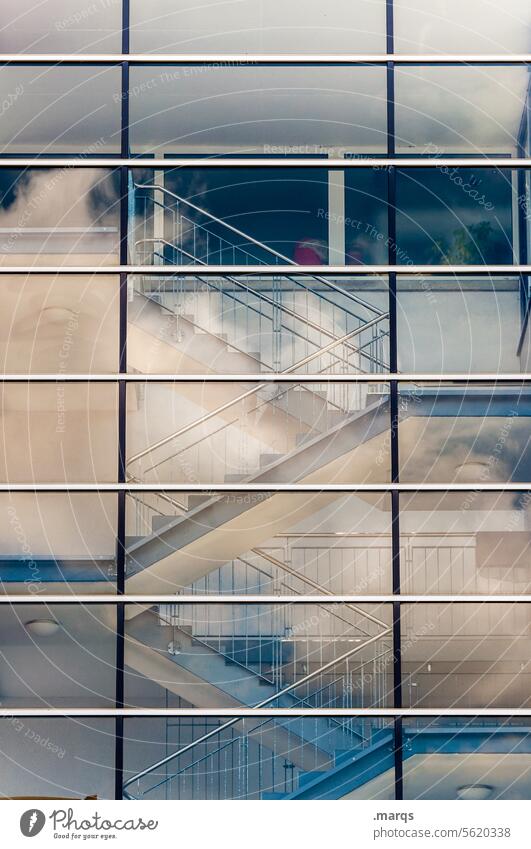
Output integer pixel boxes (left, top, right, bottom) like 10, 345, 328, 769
123, 182, 393, 596
2, 184, 528, 798
123, 594, 394, 800
123, 720, 531, 800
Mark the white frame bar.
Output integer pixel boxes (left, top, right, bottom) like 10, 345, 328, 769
0, 158, 529, 167
0, 54, 530, 64
1, 265, 528, 274
0, 484, 527, 491
0, 373, 527, 381
0, 595, 530, 604
0, 708, 529, 717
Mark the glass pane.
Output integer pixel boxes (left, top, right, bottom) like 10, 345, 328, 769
125, 492, 393, 594
394, 0, 531, 54
126, 382, 391, 485
0, 493, 117, 593
396, 168, 517, 265
403, 718, 531, 800
402, 602, 531, 708
129, 65, 387, 155
0, 0, 122, 53
131, 167, 388, 267
521, 305, 531, 372
0, 604, 116, 707
398, 382, 531, 483
124, 602, 392, 708
400, 491, 531, 594
0, 274, 119, 373
130, 0, 387, 54
397, 275, 524, 373
395, 66, 529, 155
124, 716, 394, 800
0, 383, 118, 482
128, 274, 389, 375
0, 66, 121, 154
0, 169, 120, 268
0, 718, 115, 799
342, 166, 390, 265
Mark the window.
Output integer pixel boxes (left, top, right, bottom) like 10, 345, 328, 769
1, 0, 530, 803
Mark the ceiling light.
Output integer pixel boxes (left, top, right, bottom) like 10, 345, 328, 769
454, 462, 491, 482
457, 784, 493, 800
25, 619, 61, 637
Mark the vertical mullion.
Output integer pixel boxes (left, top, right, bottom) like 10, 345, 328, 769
517, 81, 530, 323
386, 0, 403, 803
115, 0, 130, 803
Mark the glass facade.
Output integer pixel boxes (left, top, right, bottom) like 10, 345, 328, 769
0, 0, 530, 803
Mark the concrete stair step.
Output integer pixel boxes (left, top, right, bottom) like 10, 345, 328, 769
224, 350, 261, 361
274, 389, 348, 431
223, 351, 263, 372
186, 494, 212, 511
125, 535, 145, 548
151, 515, 180, 533
334, 749, 360, 768
192, 328, 228, 342
298, 771, 326, 788
259, 453, 284, 469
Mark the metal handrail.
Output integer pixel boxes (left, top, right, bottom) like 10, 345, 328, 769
144, 737, 237, 797
126, 312, 387, 471
163, 616, 364, 714
136, 353, 367, 479
133, 283, 262, 365
122, 626, 390, 796
141, 200, 378, 327
135, 238, 389, 372
253, 547, 388, 630
136, 245, 367, 375
237, 555, 373, 638
142, 643, 394, 797
134, 182, 385, 316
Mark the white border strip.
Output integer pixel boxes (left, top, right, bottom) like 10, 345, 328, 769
0, 158, 529, 167
0, 484, 528, 492
0, 265, 528, 274
0, 54, 530, 64
0, 595, 529, 604
0, 373, 528, 381
0, 708, 528, 717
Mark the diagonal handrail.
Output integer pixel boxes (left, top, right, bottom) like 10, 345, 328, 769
142, 644, 394, 797
126, 311, 387, 473
130, 184, 389, 475
160, 613, 370, 714
135, 243, 382, 374
140, 237, 362, 339
134, 182, 384, 317
134, 347, 382, 480
253, 548, 388, 630
122, 626, 390, 797
140, 211, 379, 327
125, 184, 393, 797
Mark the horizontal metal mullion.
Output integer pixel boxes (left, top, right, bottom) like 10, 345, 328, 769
0, 54, 530, 65
1, 265, 529, 275
0, 708, 529, 718
0, 158, 530, 168
1, 595, 530, 605
0, 484, 528, 492
0, 373, 529, 382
